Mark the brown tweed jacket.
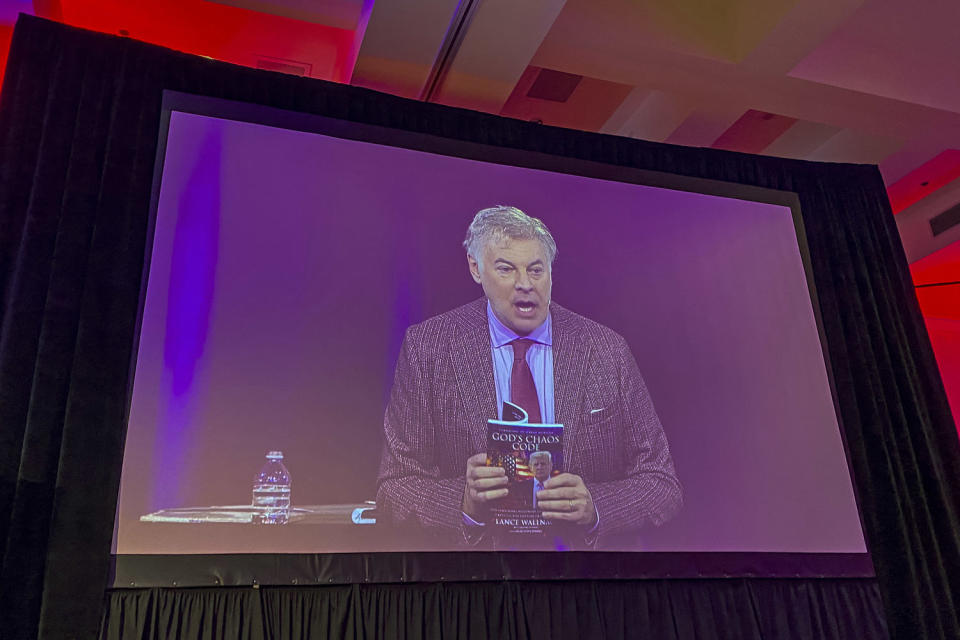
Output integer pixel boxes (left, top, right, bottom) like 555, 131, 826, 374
376, 297, 682, 548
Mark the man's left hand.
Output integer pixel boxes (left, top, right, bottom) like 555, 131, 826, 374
536, 473, 597, 527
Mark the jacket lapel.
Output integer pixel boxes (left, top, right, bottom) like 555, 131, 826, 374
452, 299, 498, 452
551, 304, 589, 467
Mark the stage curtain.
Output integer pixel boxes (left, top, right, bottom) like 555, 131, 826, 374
100, 579, 888, 640
1, 13, 958, 640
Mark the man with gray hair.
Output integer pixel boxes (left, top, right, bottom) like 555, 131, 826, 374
528, 450, 553, 510
377, 206, 681, 549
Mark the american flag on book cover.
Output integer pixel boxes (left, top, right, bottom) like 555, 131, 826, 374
492, 451, 533, 481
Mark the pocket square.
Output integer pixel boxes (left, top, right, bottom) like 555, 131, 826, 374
589, 407, 607, 415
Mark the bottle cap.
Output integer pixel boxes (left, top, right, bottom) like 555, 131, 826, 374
266, 450, 284, 459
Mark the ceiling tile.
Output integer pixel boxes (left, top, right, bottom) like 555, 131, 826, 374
352, 0, 460, 97
526, 68, 582, 102
206, 0, 366, 30
789, 0, 960, 113
805, 129, 902, 165
711, 109, 798, 154
887, 150, 960, 214
542, 0, 796, 64
663, 106, 744, 147
500, 66, 633, 132
762, 119, 843, 159
878, 141, 948, 186
601, 89, 695, 142
432, 0, 568, 113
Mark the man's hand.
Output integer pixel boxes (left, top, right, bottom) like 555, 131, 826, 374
462, 453, 508, 521
536, 473, 597, 527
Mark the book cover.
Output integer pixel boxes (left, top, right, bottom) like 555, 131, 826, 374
486, 401, 564, 535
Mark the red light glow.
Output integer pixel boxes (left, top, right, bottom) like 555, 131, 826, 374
49, 0, 355, 82
888, 149, 960, 214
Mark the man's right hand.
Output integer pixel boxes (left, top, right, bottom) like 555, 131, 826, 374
462, 453, 508, 521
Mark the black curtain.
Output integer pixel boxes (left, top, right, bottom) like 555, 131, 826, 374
100, 579, 889, 640
1, 13, 958, 640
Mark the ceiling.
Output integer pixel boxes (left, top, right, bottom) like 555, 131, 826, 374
1, 0, 959, 294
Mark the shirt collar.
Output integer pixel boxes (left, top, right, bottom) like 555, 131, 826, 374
486, 300, 552, 348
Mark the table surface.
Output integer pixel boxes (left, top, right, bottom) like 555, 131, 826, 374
139, 502, 377, 525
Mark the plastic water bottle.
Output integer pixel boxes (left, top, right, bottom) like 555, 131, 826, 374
252, 450, 291, 524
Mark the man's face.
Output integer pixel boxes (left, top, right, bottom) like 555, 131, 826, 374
530, 455, 553, 482
468, 237, 552, 336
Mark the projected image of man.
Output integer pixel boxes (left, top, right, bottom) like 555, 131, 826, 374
529, 451, 553, 510
376, 206, 682, 549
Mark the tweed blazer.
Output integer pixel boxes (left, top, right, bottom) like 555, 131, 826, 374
376, 297, 682, 548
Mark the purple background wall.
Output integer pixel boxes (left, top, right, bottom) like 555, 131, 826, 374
114, 112, 865, 554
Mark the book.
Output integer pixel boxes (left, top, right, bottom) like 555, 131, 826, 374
486, 401, 564, 535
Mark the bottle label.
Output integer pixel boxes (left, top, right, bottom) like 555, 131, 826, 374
252, 484, 291, 510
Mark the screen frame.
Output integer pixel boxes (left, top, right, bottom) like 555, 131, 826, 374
111, 90, 872, 587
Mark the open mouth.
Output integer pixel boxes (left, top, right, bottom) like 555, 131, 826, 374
514, 300, 538, 316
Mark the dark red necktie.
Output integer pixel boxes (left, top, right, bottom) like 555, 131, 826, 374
510, 338, 541, 423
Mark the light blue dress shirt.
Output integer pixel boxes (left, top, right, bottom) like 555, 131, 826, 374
463, 302, 599, 541
486, 301, 554, 422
